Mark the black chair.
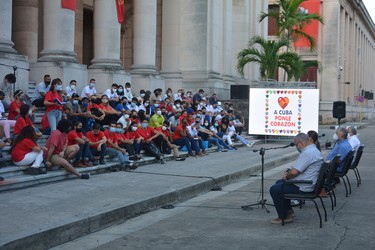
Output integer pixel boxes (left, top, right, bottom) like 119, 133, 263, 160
349, 145, 364, 187
323, 155, 341, 210
334, 150, 355, 197
281, 162, 329, 228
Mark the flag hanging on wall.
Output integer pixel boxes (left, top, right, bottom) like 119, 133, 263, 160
293, 0, 320, 48
116, 0, 125, 24
61, 0, 76, 11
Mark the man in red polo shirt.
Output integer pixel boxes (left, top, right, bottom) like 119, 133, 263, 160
156, 120, 185, 161
86, 122, 107, 165
67, 121, 94, 167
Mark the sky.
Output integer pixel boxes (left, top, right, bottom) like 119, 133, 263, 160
362, 0, 375, 23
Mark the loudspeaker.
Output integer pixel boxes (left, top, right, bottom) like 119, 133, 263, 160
333, 101, 346, 119
230, 85, 249, 99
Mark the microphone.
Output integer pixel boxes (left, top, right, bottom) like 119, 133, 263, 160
283, 142, 295, 148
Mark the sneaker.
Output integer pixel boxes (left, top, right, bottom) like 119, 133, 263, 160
80, 173, 90, 179
175, 157, 186, 161
82, 160, 92, 166
291, 199, 300, 206
220, 148, 228, 152
160, 159, 166, 164
25, 167, 47, 175
271, 217, 293, 224
228, 147, 236, 151
92, 160, 98, 166
246, 142, 255, 147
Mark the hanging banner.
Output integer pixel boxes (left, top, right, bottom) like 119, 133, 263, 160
116, 0, 125, 24
248, 88, 319, 136
61, 0, 76, 11
293, 0, 320, 48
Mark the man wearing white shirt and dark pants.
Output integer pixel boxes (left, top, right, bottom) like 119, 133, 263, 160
64, 80, 77, 100
32, 74, 51, 107
81, 79, 97, 98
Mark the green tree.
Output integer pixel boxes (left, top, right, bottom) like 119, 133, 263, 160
237, 36, 303, 80
259, 0, 324, 51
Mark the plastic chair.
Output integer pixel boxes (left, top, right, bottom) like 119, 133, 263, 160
334, 150, 355, 197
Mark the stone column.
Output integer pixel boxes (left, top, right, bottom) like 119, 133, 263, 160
12, 0, 39, 62
90, 0, 122, 69
0, 0, 17, 53
131, 0, 157, 73
38, 0, 77, 62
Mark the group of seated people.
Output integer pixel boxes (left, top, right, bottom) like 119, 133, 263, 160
269, 126, 361, 224
0, 74, 253, 180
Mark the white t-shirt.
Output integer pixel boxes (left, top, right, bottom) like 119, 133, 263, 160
103, 89, 119, 99
33, 82, 50, 100
64, 86, 77, 98
81, 85, 97, 98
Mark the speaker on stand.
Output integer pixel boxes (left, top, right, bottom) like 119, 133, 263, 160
333, 101, 346, 126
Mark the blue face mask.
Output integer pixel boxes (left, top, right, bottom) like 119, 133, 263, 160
109, 127, 117, 133
154, 104, 160, 108
56, 85, 63, 91
131, 102, 137, 107
116, 128, 124, 133
82, 102, 88, 108
72, 100, 79, 105
142, 123, 148, 129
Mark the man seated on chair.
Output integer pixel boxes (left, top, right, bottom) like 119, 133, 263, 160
269, 133, 323, 224
326, 127, 352, 173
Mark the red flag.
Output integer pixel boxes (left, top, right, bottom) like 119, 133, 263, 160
294, 0, 320, 48
116, 0, 125, 24
61, 0, 76, 11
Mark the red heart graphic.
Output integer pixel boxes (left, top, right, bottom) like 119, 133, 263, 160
278, 97, 289, 109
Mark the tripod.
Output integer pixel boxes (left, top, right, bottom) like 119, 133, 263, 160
241, 143, 294, 213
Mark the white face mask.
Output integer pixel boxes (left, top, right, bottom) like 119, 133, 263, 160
124, 114, 130, 119
162, 126, 167, 131
156, 110, 162, 115
132, 126, 138, 131
176, 104, 181, 108
204, 123, 209, 126
70, 85, 76, 90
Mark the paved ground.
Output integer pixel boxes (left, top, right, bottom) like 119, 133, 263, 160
1, 120, 373, 250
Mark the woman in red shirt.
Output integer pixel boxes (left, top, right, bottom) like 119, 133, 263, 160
99, 94, 121, 126
7, 90, 26, 120
13, 104, 42, 138
11, 125, 47, 175
43, 78, 64, 131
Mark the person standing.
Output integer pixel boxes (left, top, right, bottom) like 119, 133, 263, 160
269, 133, 323, 224
44, 78, 64, 131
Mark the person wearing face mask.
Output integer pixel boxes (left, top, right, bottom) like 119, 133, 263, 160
8, 90, 26, 120
124, 121, 143, 161
117, 110, 131, 129
173, 89, 183, 101
200, 119, 229, 152
81, 79, 97, 98
104, 121, 136, 170
103, 83, 119, 108
129, 111, 140, 124
64, 80, 78, 100
99, 94, 121, 126
155, 121, 185, 161
168, 111, 181, 132
67, 121, 94, 167
44, 119, 90, 179
116, 122, 136, 161
32, 74, 51, 107
124, 82, 134, 101
172, 118, 195, 157
139, 98, 153, 120
151, 88, 163, 104
135, 119, 165, 164
115, 96, 130, 114
43, 78, 65, 131
117, 85, 124, 99
163, 88, 174, 102
64, 93, 84, 123
269, 133, 323, 224
129, 97, 139, 112
149, 107, 165, 129
86, 122, 107, 165
172, 100, 183, 113
13, 104, 42, 141
192, 89, 204, 105
137, 89, 146, 102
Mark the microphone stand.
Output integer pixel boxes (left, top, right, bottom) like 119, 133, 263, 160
241, 144, 294, 213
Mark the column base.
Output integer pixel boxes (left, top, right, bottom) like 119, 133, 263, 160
88, 68, 131, 94
131, 73, 165, 94
29, 61, 88, 93
38, 49, 78, 63
131, 64, 158, 75
0, 39, 17, 54
89, 58, 124, 70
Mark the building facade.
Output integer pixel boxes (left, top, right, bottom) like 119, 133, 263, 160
268, 0, 375, 123
0, 0, 267, 100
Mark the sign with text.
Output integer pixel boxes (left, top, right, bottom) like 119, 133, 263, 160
248, 88, 319, 136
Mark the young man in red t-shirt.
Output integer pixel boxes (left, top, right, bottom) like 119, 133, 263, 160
135, 119, 165, 163
44, 119, 89, 179
124, 121, 143, 160
104, 121, 136, 170
67, 121, 94, 167
86, 122, 107, 165
155, 120, 185, 161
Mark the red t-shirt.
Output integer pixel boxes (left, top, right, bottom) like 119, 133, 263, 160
86, 131, 106, 148
44, 91, 63, 112
104, 130, 118, 148
124, 131, 138, 140
12, 138, 37, 162
172, 125, 186, 141
88, 103, 100, 111
14, 116, 33, 135
135, 126, 156, 140
67, 130, 84, 146
8, 100, 25, 120
155, 127, 170, 137
99, 104, 112, 111
44, 130, 67, 158
41, 113, 50, 130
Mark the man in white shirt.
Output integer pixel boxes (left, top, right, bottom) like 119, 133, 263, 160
81, 79, 97, 98
103, 83, 119, 108
32, 74, 51, 107
64, 80, 77, 100
347, 126, 361, 152
123, 82, 133, 101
